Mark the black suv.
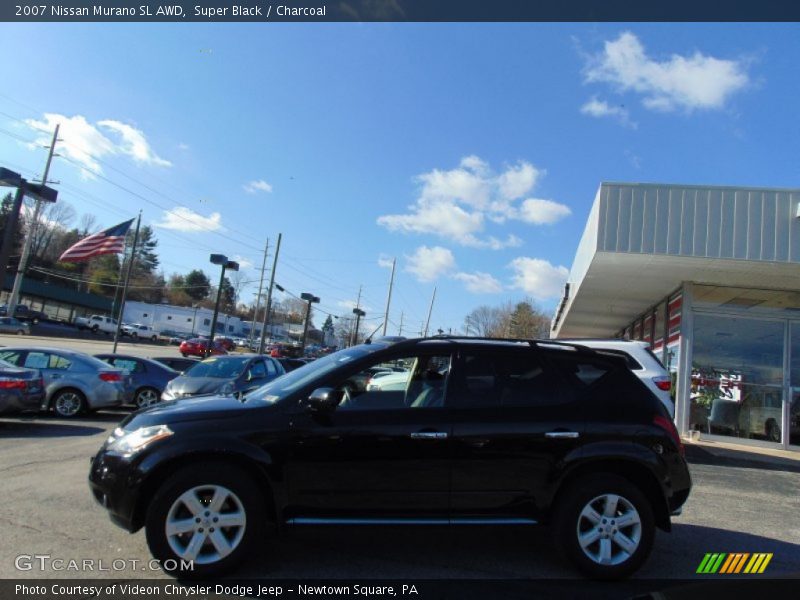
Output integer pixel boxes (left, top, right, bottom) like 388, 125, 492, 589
89, 337, 690, 579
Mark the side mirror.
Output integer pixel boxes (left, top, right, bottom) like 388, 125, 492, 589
307, 387, 340, 412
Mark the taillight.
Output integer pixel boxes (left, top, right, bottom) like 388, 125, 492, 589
99, 372, 122, 383
0, 379, 27, 390
653, 415, 684, 456
652, 376, 672, 391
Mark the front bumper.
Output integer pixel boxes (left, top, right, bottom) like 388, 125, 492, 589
88, 449, 141, 532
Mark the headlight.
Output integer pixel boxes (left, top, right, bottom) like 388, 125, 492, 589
106, 425, 173, 456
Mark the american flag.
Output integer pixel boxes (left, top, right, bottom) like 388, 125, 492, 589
58, 218, 135, 262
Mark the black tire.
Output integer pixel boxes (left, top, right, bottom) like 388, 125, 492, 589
181, 353, 188, 358
132, 332, 139, 340
91, 324, 99, 333
51, 389, 87, 418
134, 387, 161, 409
16, 329, 25, 335
145, 462, 265, 578
553, 474, 655, 580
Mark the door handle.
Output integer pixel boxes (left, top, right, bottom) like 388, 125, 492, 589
545, 431, 580, 439
410, 431, 447, 440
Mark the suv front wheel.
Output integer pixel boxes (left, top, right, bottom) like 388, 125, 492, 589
553, 474, 655, 579
145, 462, 265, 578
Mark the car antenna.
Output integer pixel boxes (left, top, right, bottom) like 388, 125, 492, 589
364, 322, 384, 344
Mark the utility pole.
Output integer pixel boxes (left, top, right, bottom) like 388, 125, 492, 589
423, 286, 436, 337
398, 311, 404, 336
8, 124, 60, 314
258, 232, 282, 354
249, 238, 269, 347
381, 258, 395, 337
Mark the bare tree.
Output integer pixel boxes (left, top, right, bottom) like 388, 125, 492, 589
28, 200, 77, 260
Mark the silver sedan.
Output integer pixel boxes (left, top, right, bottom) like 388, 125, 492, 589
0, 347, 126, 418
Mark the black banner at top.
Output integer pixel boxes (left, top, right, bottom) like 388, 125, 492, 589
2, 0, 800, 23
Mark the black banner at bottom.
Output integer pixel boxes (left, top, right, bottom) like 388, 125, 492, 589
2, 579, 799, 600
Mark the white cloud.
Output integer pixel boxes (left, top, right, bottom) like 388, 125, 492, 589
518, 199, 572, 225
243, 179, 273, 194
154, 207, 223, 232
24, 113, 170, 179
508, 257, 569, 301
97, 120, 171, 167
584, 31, 749, 112
232, 255, 254, 270
377, 157, 568, 248
404, 246, 456, 282
337, 299, 373, 313
498, 162, 540, 200
580, 97, 637, 128
452, 271, 503, 294
178, 142, 190, 151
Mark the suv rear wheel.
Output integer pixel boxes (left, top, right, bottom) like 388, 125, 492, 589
553, 474, 654, 579
145, 462, 264, 578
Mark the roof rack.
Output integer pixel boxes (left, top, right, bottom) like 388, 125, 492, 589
416, 335, 599, 354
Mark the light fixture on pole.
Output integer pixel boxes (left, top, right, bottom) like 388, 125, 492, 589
0, 168, 58, 299
351, 307, 366, 346
300, 292, 320, 352
208, 254, 239, 356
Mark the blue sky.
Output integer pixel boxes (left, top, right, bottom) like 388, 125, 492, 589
1, 23, 798, 335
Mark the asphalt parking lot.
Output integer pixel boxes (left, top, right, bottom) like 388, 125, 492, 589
1, 411, 798, 583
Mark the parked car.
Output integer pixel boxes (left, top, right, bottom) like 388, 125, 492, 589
216, 337, 236, 351
121, 323, 159, 341
0, 316, 31, 335
75, 314, 118, 334
89, 336, 690, 579
179, 338, 227, 358
150, 356, 200, 374
160, 354, 285, 401
0, 304, 46, 324
365, 369, 410, 391
0, 347, 126, 417
95, 354, 180, 409
0, 358, 45, 415
557, 339, 674, 417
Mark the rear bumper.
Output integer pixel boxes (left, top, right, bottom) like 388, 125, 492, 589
0, 391, 44, 415
87, 385, 126, 409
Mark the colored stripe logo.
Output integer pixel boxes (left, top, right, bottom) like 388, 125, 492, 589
697, 553, 773, 574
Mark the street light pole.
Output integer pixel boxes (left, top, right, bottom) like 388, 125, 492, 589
208, 254, 239, 356
300, 292, 320, 353
351, 308, 366, 346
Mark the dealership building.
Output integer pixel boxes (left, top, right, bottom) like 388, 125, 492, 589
552, 182, 800, 452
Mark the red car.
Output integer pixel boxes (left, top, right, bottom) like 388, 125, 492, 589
216, 336, 236, 351
178, 338, 227, 358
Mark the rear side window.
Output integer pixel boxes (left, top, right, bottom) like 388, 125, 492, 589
546, 351, 658, 420
451, 350, 566, 408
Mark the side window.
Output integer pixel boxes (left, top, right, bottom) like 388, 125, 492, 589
113, 358, 142, 373
451, 351, 564, 408
24, 352, 51, 369
0, 350, 24, 365
248, 360, 267, 380
334, 354, 449, 411
49, 355, 72, 370
264, 359, 278, 377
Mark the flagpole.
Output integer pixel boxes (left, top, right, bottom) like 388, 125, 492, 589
112, 212, 141, 353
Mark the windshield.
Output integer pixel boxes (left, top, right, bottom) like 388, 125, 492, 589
183, 356, 249, 378
246, 344, 387, 403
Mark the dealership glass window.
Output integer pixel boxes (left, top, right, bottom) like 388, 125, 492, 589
690, 314, 784, 444
790, 323, 800, 448
653, 305, 666, 355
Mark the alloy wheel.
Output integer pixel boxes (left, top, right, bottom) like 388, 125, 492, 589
576, 493, 642, 566
136, 388, 160, 408
54, 392, 83, 417
165, 485, 247, 565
